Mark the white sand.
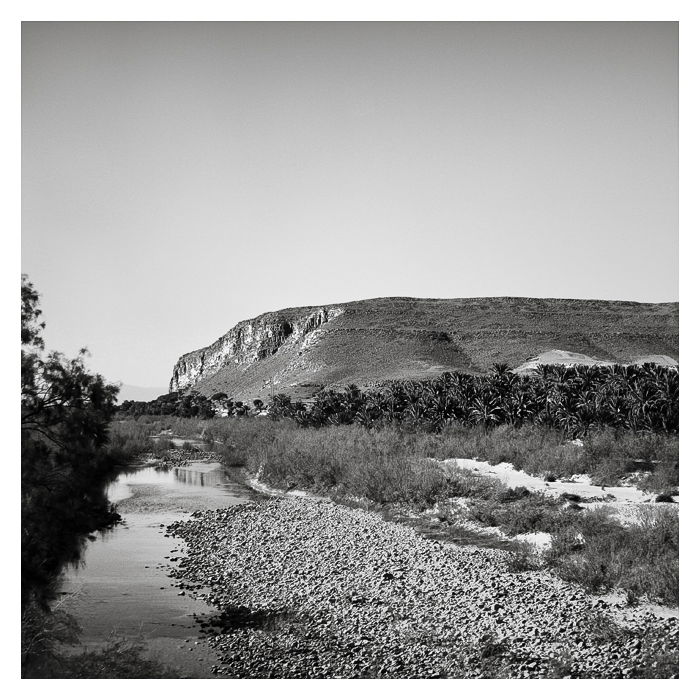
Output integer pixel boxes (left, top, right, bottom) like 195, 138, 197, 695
513, 348, 678, 374
513, 531, 553, 550
445, 458, 654, 503
514, 349, 616, 374
445, 458, 678, 527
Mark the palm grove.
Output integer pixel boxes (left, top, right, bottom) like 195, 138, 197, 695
120, 363, 679, 438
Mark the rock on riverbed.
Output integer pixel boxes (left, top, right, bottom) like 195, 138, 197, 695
168, 498, 678, 679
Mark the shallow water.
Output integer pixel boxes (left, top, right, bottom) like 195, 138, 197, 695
62, 461, 258, 678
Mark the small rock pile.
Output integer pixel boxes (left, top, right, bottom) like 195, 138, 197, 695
168, 499, 678, 679
150, 448, 218, 470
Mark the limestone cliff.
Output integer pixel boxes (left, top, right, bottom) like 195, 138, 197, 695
170, 306, 344, 392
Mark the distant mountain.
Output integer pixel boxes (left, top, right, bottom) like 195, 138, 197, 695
116, 384, 170, 403
169, 297, 679, 402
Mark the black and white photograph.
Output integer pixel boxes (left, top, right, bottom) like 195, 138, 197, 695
16, 5, 688, 685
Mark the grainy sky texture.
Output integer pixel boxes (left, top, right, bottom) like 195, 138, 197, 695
22, 22, 678, 388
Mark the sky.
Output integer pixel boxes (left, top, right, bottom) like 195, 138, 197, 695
21, 21, 678, 389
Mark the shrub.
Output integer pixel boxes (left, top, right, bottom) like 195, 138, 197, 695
655, 493, 675, 503
152, 437, 174, 456
546, 506, 678, 605
561, 492, 582, 502
215, 444, 247, 468
432, 424, 588, 480
584, 430, 678, 489
431, 423, 679, 492
506, 541, 541, 572
245, 425, 460, 506
496, 486, 531, 503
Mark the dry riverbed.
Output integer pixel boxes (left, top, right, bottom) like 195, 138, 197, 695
168, 498, 678, 679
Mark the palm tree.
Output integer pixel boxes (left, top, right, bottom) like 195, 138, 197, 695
469, 395, 504, 427
503, 389, 535, 427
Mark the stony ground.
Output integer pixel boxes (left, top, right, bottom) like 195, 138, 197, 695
168, 498, 678, 679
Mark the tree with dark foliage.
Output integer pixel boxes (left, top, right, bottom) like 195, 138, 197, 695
119, 389, 215, 418
21, 275, 122, 674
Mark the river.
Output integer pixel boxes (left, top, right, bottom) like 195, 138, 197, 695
62, 443, 260, 678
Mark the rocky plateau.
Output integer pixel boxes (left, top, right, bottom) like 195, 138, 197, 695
169, 296, 678, 402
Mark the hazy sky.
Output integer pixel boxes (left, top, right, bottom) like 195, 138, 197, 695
22, 22, 678, 388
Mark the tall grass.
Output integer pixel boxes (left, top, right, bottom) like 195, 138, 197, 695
109, 417, 678, 493
106, 419, 158, 463
106, 415, 212, 463
243, 423, 466, 506
112, 416, 678, 492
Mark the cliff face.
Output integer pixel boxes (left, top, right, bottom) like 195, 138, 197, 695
170, 306, 344, 392
168, 296, 679, 402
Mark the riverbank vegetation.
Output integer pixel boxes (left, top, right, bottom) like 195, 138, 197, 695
546, 507, 678, 605
115, 361, 678, 493
167, 414, 677, 492
112, 414, 679, 606
120, 389, 216, 418
117, 362, 678, 439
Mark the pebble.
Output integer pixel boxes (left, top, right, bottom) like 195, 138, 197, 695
167, 498, 678, 679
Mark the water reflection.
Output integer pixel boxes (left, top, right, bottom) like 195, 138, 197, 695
63, 458, 255, 677
107, 463, 249, 507
173, 465, 232, 488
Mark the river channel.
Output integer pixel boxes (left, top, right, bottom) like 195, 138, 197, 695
62, 441, 260, 678
60, 438, 516, 678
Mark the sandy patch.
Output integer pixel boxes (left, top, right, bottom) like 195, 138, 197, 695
513, 348, 677, 374
514, 349, 615, 374
445, 458, 678, 527
513, 531, 553, 550
446, 458, 654, 504
597, 591, 678, 623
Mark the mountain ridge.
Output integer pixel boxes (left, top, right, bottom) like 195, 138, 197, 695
169, 296, 679, 401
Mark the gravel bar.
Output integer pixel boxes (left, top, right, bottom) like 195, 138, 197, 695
168, 498, 678, 679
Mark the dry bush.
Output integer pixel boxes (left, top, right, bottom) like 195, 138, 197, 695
547, 506, 678, 605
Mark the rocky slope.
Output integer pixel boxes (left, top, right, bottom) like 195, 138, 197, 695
169, 297, 678, 401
